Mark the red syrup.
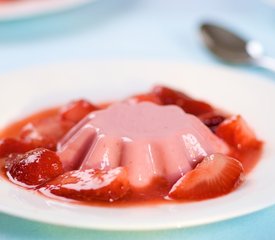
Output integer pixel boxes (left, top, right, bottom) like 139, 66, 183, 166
0, 86, 263, 206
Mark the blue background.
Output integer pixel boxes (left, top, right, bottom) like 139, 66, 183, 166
0, 0, 274, 239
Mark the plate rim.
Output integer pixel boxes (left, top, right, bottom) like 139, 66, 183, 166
0, 0, 95, 21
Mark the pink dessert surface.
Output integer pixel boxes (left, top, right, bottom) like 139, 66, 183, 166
58, 102, 228, 188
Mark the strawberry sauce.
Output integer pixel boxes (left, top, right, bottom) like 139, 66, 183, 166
0, 86, 263, 205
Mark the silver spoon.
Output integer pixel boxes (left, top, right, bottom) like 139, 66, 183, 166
200, 23, 275, 72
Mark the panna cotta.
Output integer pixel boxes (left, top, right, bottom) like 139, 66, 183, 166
57, 102, 228, 187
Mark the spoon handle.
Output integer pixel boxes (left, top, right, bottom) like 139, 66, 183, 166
254, 56, 275, 73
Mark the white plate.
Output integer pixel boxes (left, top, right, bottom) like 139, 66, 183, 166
0, 0, 95, 21
0, 60, 274, 230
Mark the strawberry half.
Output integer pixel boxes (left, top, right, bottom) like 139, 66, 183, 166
41, 167, 130, 202
60, 99, 98, 124
19, 117, 73, 151
6, 148, 63, 187
216, 115, 262, 150
168, 153, 244, 201
0, 138, 35, 158
152, 85, 214, 116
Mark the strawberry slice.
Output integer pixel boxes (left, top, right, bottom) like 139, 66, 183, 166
60, 99, 98, 124
152, 85, 214, 116
168, 153, 244, 200
19, 117, 73, 151
199, 112, 226, 132
216, 115, 262, 150
128, 93, 162, 105
98, 102, 113, 109
0, 138, 35, 158
41, 167, 130, 202
6, 148, 63, 187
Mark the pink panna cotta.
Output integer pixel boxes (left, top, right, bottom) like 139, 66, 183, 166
57, 102, 228, 187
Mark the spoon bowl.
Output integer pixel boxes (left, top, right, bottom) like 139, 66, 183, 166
200, 23, 275, 72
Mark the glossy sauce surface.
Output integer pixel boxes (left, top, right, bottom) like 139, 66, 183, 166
0, 105, 262, 206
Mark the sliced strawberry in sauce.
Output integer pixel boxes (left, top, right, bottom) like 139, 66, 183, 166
128, 93, 162, 105
152, 85, 214, 116
41, 167, 130, 202
199, 112, 226, 132
0, 138, 35, 158
19, 117, 72, 151
216, 115, 262, 150
6, 148, 63, 187
97, 102, 113, 109
168, 153, 244, 201
60, 99, 98, 124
